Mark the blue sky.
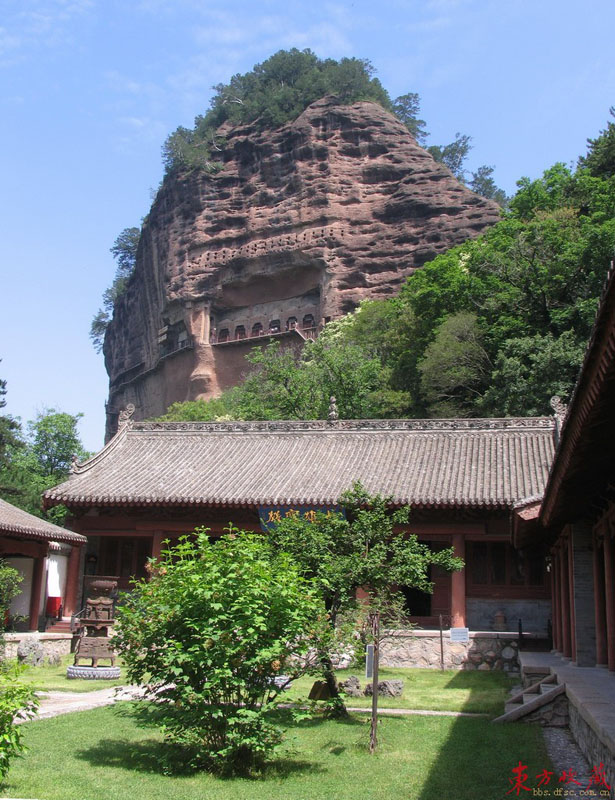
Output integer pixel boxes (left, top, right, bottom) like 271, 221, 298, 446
1, 0, 614, 452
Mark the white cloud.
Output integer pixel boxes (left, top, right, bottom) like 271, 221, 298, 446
0, 0, 96, 64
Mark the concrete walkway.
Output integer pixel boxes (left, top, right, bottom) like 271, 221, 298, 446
25, 686, 140, 722
27, 689, 487, 722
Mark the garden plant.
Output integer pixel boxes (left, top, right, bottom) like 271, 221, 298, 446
115, 530, 329, 774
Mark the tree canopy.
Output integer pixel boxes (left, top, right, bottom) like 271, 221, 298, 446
90, 227, 140, 353
160, 48, 504, 202
0, 405, 88, 524
115, 530, 328, 773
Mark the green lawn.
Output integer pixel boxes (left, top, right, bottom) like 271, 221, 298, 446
286, 667, 516, 716
5, 703, 550, 800
18, 658, 514, 716
18, 654, 126, 693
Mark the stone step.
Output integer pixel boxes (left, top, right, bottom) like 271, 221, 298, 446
45, 621, 72, 634
493, 683, 566, 724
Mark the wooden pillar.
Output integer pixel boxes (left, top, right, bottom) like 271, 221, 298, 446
450, 534, 466, 628
567, 534, 577, 662
603, 529, 615, 671
151, 531, 163, 562
28, 549, 47, 631
570, 522, 595, 666
593, 532, 607, 666
551, 549, 561, 652
559, 540, 571, 659
64, 544, 82, 617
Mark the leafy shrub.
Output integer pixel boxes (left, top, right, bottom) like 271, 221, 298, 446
115, 530, 328, 774
0, 664, 37, 781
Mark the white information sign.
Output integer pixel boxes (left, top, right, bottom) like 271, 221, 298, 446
449, 627, 470, 643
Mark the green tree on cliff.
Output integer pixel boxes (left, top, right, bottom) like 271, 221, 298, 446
90, 226, 140, 353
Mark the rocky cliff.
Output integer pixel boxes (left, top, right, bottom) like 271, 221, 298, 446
104, 97, 501, 438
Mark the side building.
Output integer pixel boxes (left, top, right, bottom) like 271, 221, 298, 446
0, 498, 86, 631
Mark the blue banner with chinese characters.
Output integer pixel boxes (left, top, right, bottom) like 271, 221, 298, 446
258, 505, 345, 531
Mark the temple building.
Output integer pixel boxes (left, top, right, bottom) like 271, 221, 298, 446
0, 498, 86, 631
44, 412, 556, 638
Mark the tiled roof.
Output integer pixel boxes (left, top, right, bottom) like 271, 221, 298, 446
0, 498, 86, 544
43, 418, 556, 512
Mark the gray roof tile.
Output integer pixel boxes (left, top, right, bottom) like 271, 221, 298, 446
44, 418, 556, 511
0, 498, 86, 544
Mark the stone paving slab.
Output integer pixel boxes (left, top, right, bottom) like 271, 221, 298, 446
24, 686, 140, 722
28, 689, 488, 722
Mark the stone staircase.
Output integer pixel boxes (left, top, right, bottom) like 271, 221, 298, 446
45, 618, 72, 634
493, 673, 568, 725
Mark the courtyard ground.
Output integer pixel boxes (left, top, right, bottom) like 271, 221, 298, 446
2, 662, 554, 800
3, 704, 549, 800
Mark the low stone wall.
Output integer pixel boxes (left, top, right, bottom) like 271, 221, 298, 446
569, 700, 615, 792
380, 630, 520, 671
4, 632, 73, 662
523, 694, 570, 727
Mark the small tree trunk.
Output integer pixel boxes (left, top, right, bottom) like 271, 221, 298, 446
320, 652, 348, 717
369, 610, 380, 754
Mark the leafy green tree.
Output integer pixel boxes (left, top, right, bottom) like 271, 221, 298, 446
579, 107, 615, 178
90, 227, 141, 353
26, 410, 87, 479
419, 312, 491, 417
0, 409, 88, 523
0, 368, 21, 472
160, 395, 236, 422
163, 50, 392, 173
268, 484, 462, 711
0, 560, 37, 780
0, 664, 37, 781
115, 530, 328, 774
479, 331, 586, 416
469, 165, 508, 206
0, 561, 22, 622
392, 93, 428, 144
428, 132, 472, 180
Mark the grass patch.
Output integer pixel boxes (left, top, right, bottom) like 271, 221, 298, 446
5, 703, 550, 800
18, 654, 126, 693
19, 659, 514, 716
286, 667, 515, 716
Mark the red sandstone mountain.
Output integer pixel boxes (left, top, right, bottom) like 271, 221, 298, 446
103, 97, 500, 438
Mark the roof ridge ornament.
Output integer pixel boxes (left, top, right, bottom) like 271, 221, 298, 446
550, 396, 568, 443
118, 404, 136, 431
327, 396, 339, 422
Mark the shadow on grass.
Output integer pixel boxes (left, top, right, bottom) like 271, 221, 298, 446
75, 736, 323, 780
74, 703, 359, 780
415, 668, 550, 800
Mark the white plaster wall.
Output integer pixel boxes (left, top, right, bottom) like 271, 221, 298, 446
5, 557, 33, 618
47, 553, 68, 599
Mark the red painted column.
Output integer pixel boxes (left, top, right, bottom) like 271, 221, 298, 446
593, 533, 607, 666
567, 534, 577, 663
450, 534, 466, 628
63, 544, 82, 617
603, 529, 615, 671
560, 540, 571, 659
28, 548, 47, 631
151, 531, 163, 562
551, 549, 561, 652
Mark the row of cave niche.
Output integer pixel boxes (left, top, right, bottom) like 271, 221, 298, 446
211, 313, 316, 343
